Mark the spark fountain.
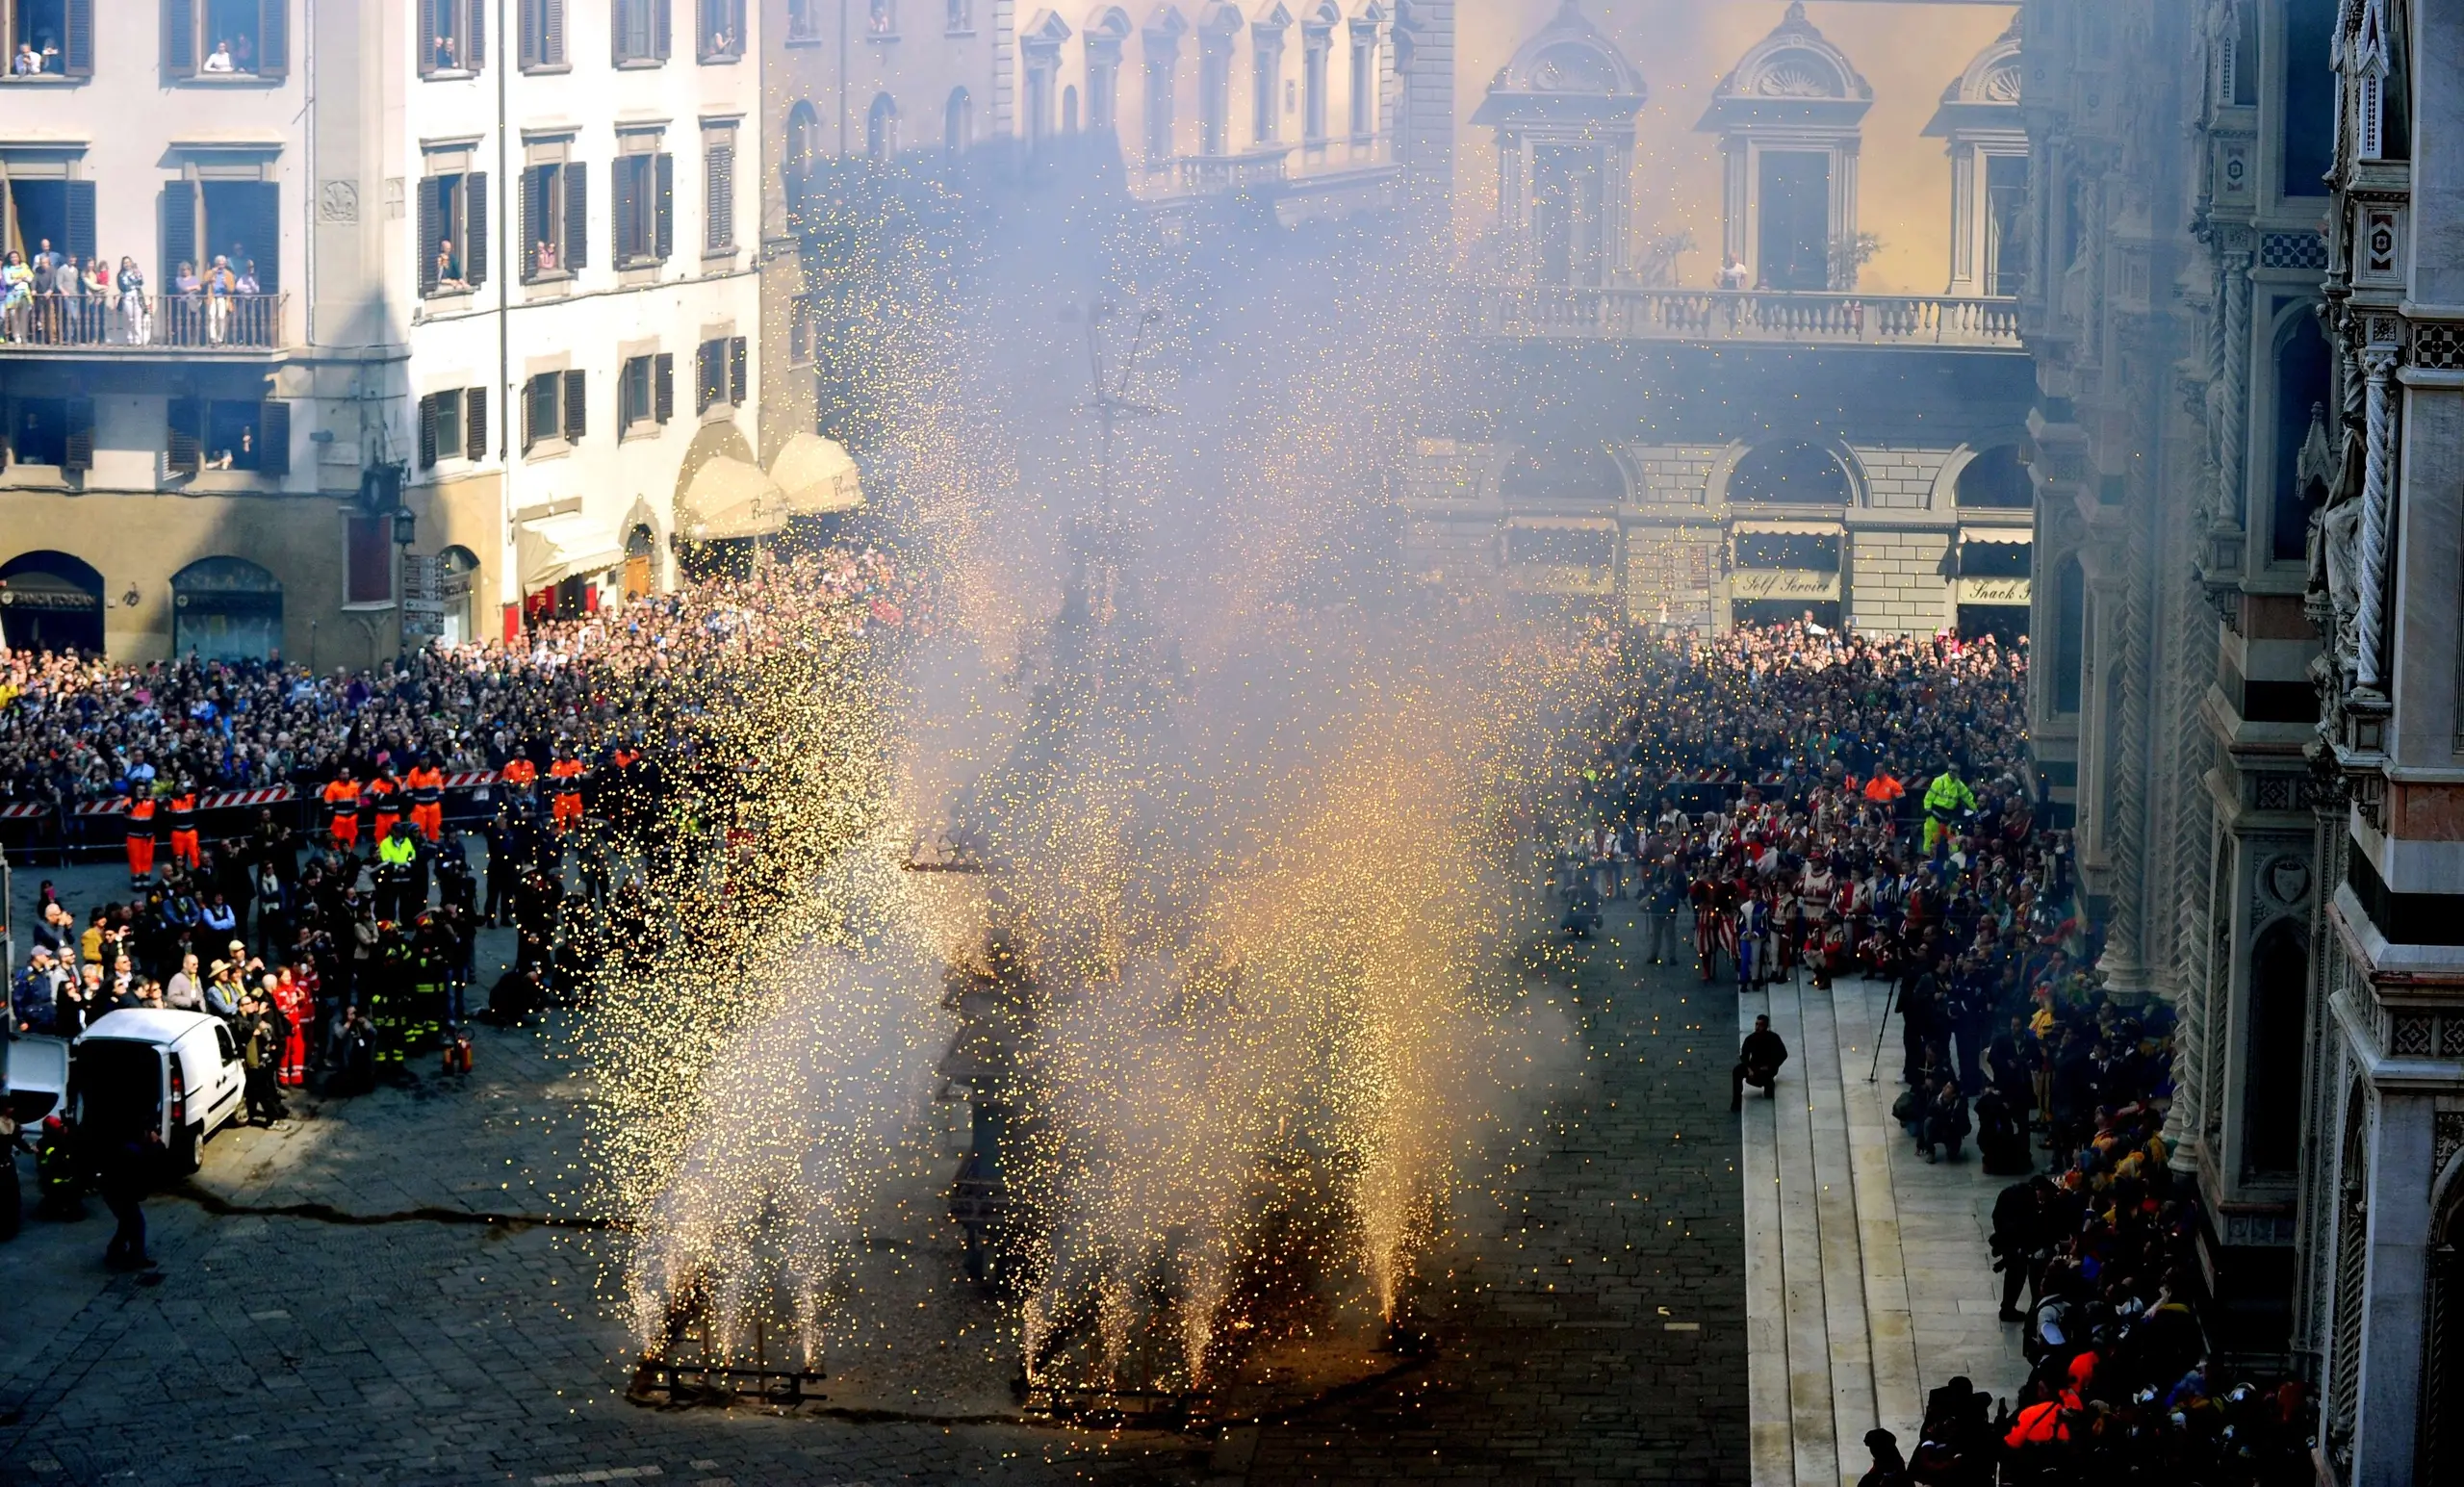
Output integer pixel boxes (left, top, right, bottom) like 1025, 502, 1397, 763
588, 189, 1599, 1430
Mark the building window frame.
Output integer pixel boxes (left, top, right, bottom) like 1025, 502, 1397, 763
518, 0, 567, 70
694, 0, 740, 60
162, 0, 290, 81
419, 0, 487, 75
702, 121, 738, 256
3, 0, 95, 79
610, 139, 673, 269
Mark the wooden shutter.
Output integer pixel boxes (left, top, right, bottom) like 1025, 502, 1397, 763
564, 162, 588, 268
563, 370, 587, 443
164, 0, 196, 75
654, 352, 674, 423
64, 182, 96, 264
419, 0, 439, 72
520, 0, 538, 66
695, 342, 714, 415
242, 181, 281, 294
729, 335, 747, 405
544, 0, 565, 64
465, 388, 488, 461
468, 0, 485, 64
706, 144, 733, 250
63, 0, 93, 75
520, 167, 539, 279
167, 398, 203, 475
654, 153, 675, 260
466, 172, 490, 287
164, 181, 199, 280
654, 0, 671, 59
64, 399, 95, 474
259, 400, 291, 475
258, 0, 289, 77
523, 376, 545, 450
419, 185, 443, 295
418, 394, 440, 469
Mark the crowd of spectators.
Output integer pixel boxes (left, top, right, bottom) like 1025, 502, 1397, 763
0, 546, 916, 1256
0, 547, 914, 812
1561, 622, 2316, 1484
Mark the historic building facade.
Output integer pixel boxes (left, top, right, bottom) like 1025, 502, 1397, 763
1409, 0, 2035, 638
0, 0, 770, 666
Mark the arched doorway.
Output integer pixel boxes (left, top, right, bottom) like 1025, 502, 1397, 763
945, 87, 975, 152
437, 545, 480, 645
0, 551, 105, 655
624, 525, 657, 602
2243, 918, 2309, 1178
170, 556, 282, 661
2424, 1188, 2464, 1478
867, 92, 900, 162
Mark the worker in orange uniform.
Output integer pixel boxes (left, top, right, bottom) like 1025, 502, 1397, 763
166, 779, 202, 869
547, 748, 587, 834
367, 763, 403, 844
322, 767, 363, 854
406, 756, 447, 842
123, 787, 158, 886
500, 753, 538, 803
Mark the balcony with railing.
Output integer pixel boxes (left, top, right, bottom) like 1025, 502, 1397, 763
0, 294, 290, 354
1474, 284, 2023, 351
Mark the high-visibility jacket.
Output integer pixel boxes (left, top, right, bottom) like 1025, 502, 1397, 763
2003, 1395, 2078, 1449
377, 834, 419, 869
323, 779, 361, 819
124, 796, 157, 833
167, 793, 198, 828
406, 766, 446, 804
548, 759, 585, 797
1922, 771, 1976, 819
500, 757, 538, 787
367, 777, 399, 808
1863, 773, 1905, 804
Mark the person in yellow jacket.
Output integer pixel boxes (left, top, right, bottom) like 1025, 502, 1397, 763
1922, 760, 1977, 859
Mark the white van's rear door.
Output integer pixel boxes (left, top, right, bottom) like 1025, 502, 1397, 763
3, 1034, 72, 1124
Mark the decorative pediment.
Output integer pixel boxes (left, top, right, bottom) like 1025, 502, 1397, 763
1086, 4, 1134, 39
1251, 0, 1293, 34
1144, 4, 1190, 42
1470, 1, 1645, 127
1196, 0, 1245, 38
1700, 0, 1872, 135
1925, 15, 2024, 140
1022, 7, 1074, 47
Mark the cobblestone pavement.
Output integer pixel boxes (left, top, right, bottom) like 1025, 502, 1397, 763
0, 869, 1743, 1485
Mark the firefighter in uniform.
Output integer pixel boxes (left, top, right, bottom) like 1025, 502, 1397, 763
123, 787, 158, 885
406, 756, 447, 842
322, 767, 363, 854
367, 763, 403, 845
548, 748, 587, 834
375, 822, 421, 924
166, 780, 202, 870
368, 921, 415, 1066
408, 910, 453, 1050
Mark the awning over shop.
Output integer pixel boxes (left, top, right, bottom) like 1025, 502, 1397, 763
677, 456, 789, 542
1732, 519, 1844, 536
516, 512, 625, 594
769, 432, 865, 516
1960, 526, 2033, 546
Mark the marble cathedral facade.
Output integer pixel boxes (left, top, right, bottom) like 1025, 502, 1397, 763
2021, 0, 2464, 1477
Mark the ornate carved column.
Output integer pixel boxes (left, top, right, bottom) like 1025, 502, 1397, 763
2352, 342, 2399, 695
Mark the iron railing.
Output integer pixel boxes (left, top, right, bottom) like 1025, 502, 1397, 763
0, 292, 288, 350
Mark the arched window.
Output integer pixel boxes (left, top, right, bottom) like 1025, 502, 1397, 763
1727, 440, 1854, 505
2273, 311, 2334, 562
1086, 7, 1131, 133
1063, 84, 1080, 133
1498, 440, 1626, 504
2243, 918, 2309, 1177
1197, 4, 1242, 156
623, 526, 658, 601
1301, 2, 1337, 144
2052, 552, 2084, 714
170, 556, 282, 662
1251, 7, 1286, 143
0, 550, 105, 656
438, 545, 480, 645
1348, 5, 1380, 139
1955, 445, 2032, 508
945, 87, 975, 151
785, 101, 820, 205
1143, 10, 1188, 167
866, 92, 900, 162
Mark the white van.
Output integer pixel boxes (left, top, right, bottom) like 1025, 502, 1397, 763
69, 1010, 247, 1171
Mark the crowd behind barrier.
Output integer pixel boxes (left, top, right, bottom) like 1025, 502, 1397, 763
1561, 623, 2317, 1484
0, 549, 917, 1261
